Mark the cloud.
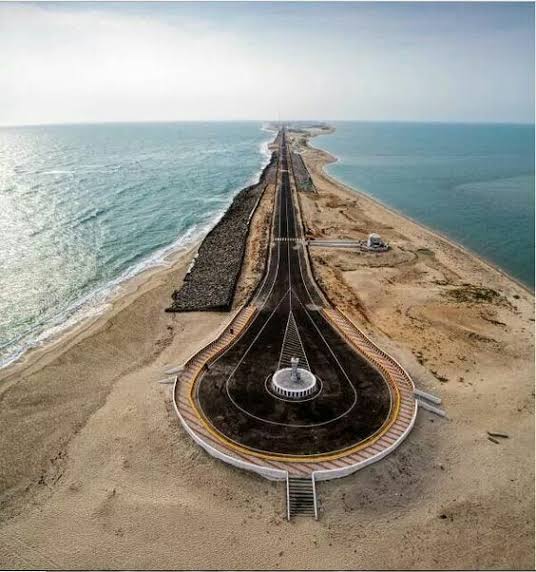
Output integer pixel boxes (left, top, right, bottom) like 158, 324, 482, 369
0, 3, 285, 123
0, 2, 533, 125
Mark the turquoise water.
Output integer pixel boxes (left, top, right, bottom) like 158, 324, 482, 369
1, 121, 533, 369
0, 122, 272, 367
316, 122, 535, 288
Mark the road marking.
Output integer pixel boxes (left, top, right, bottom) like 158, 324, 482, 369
176, 131, 413, 466
278, 310, 310, 370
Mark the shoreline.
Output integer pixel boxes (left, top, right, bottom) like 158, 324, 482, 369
0, 128, 274, 376
8, 118, 526, 381
0, 129, 277, 523
168, 147, 277, 312
307, 130, 533, 295
0, 239, 201, 376
0, 242, 199, 387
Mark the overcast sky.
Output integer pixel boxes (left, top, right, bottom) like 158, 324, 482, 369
0, 2, 534, 125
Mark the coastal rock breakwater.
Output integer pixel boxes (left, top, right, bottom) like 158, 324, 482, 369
291, 151, 314, 192
167, 151, 278, 312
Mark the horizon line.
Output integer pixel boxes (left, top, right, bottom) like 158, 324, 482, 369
2, 118, 535, 129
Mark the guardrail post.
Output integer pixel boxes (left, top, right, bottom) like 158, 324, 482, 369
285, 472, 291, 521
311, 473, 319, 520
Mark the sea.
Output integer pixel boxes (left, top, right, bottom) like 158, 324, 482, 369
0, 120, 534, 369
0, 122, 273, 368
315, 121, 535, 288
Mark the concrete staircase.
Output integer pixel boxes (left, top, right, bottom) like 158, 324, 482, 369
286, 476, 318, 520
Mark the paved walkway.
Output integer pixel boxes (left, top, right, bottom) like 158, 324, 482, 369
173, 301, 416, 479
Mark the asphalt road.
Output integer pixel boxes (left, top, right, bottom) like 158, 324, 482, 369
196, 130, 392, 456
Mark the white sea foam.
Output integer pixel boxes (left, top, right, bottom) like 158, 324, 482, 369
261, 122, 278, 134
0, 124, 276, 370
0, 218, 215, 370
244, 132, 273, 188
0, 191, 261, 370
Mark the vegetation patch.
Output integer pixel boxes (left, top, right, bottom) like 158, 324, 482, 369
417, 247, 434, 256
446, 284, 506, 305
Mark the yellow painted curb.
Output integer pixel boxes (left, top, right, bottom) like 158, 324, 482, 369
186, 305, 406, 464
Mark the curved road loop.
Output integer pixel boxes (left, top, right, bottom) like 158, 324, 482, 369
174, 129, 417, 479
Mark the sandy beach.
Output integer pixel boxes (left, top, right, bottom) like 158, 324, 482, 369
0, 128, 533, 570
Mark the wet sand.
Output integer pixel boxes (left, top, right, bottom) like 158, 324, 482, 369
0, 129, 533, 570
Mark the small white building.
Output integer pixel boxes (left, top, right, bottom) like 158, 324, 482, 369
367, 233, 384, 248
362, 233, 389, 252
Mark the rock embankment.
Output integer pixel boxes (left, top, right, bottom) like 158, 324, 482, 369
291, 151, 314, 192
167, 151, 278, 312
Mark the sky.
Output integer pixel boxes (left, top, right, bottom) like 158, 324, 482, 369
0, 2, 534, 125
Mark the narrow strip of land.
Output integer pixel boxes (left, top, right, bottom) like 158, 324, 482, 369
175, 130, 418, 467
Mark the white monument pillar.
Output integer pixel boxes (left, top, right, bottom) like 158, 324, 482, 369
271, 356, 318, 400
290, 357, 300, 384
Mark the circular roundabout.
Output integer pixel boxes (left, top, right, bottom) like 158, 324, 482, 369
194, 314, 398, 458
174, 306, 417, 483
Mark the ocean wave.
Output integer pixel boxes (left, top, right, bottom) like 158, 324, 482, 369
76, 207, 107, 226
244, 133, 273, 187
261, 123, 277, 134
0, 124, 275, 370
0, 217, 216, 370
